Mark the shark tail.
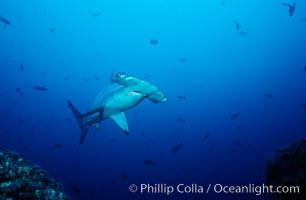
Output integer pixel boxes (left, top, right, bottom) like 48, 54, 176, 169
67, 100, 90, 145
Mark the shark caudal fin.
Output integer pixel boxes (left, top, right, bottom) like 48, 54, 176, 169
67, 100, 90, 145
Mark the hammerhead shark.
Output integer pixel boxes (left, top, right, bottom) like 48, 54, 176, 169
67, 72, 168, 145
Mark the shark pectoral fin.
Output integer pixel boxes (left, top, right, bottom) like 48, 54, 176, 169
110, 112, 129, 135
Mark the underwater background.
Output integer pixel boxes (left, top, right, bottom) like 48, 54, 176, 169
1, 0, 305, 199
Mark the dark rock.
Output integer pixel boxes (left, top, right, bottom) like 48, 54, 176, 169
0, 150, 70, 199
265, 139, 306, 199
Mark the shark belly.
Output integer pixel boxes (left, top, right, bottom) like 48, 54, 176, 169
103, 91, 144, 117
84, 87, 144, 125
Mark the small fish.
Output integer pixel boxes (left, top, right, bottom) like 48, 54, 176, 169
0, 16, 12, 28
177, 95, 186, 100
282, 3, 296, 16
264, 93, 274, 98
81, 78, 87, 82
93, 75, 100, 81
221, 1, 226, 6
33, 86, 48, 91
121, 175, 128, 181
10, 60, 17, 63
232, 141, 243, 146
171, 144, 183, 153
32, 128, 36, 133
300, 104, 306, 109
40, 72, 46, 76
52, 144, 64, 149
90, 12, 102, 18
18, 118, 24, 124
50, 114, 55, 118
170, 68, 179, 72
177, 57, 187, 62
150, 39, 159, 45
65, 118, 72, 122
203, 133, 209, 140
69, 183, 81, 194
177, 118, 186, 123
144, 160, 157, 166
234, 21, 241, 32
20, 64, 24, 71
16, 88, 24, 96
64, 76, 71, 80
238, 31, 248, 35
230, 113, 240, 120
300, 17, 306, 21
49, 27, 56, 32
303, 66, 306, 71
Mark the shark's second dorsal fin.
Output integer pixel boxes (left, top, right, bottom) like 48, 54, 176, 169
110, 112, 129, 135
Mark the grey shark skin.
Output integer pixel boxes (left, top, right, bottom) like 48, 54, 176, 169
67, 72, 167, 145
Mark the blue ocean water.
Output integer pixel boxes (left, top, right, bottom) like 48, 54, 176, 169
1, 0, 305, 199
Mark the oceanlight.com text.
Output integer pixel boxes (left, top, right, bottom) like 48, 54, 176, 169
128, 183, 300, 196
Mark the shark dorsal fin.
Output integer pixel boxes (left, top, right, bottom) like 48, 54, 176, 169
110, 112, 129, 135
111, 68, 114, 84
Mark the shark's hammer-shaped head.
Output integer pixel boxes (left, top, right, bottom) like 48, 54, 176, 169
111, 72, 139, 87
112, 72, 168, 103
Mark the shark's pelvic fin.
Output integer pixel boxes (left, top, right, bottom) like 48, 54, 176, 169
110, 112, 129, 135
94, 123, 100, 131
67, 100, 90, 145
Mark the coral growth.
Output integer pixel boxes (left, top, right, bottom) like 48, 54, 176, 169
265, 139, 306, 199
0, 150, 69, 199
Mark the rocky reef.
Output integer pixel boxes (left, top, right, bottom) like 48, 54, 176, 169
265, 139, 305, 199
0, 150, 70, 199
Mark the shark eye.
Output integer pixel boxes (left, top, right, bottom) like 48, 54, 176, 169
116, 73, 126, 79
